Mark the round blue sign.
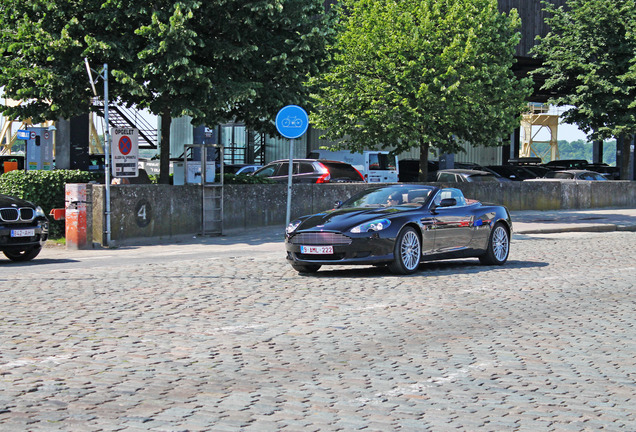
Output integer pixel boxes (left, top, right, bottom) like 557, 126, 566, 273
276, 105, 309, 139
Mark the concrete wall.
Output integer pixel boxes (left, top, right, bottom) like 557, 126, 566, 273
87, 181, 636, 246
91, 185, 202, 246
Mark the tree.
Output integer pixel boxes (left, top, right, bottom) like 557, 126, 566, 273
0, 0, 332, 183
532, 0, 636, 178
310, 0, 532, 181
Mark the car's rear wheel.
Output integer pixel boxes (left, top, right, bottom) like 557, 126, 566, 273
291, 263, 321, 274
388, 226, 421, 275
3, 245, 42, 262
479, 222, 509, 265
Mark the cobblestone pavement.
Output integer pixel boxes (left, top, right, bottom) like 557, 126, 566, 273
1, 231, 635, 431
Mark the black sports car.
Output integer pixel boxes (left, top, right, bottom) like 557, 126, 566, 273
285, 185, 512, 274
0, 194, 49, 261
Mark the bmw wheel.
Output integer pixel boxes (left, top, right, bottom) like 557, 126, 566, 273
479, 222, 510, 265
3, 245, 42, 262
388, 227, 421, 275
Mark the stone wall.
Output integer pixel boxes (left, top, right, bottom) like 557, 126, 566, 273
88, 181, 636, 246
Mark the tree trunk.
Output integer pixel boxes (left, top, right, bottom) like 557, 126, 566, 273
619, 135, 632, 180
418, 139, 430, 182
159, 112, 172, 185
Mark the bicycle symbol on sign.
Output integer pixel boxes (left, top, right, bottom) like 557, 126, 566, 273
281, 117, 303, 128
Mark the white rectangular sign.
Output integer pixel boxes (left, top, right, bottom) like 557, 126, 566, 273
111, 128, 139, 178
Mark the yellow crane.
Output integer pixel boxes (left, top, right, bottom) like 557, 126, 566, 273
520, 103, 560, 162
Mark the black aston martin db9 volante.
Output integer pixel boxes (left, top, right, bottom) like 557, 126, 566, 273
285, 185, 512, 274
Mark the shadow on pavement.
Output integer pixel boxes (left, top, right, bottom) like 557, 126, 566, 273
295, 259, 548, 278
0, 258, 80, 267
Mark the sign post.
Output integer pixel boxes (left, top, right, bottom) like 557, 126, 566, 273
275, 105, 309, 226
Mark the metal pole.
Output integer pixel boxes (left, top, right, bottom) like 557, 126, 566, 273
285, 138, 294, 226
219, 144, 224, 236
201, 145, 206, 235
103, 64, 111, 247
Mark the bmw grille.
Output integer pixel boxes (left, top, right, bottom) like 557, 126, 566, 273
0, 207, 35, 222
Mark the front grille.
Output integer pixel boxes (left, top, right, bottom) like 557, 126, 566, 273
290, 232, 352, 245
0, 207, 34, 222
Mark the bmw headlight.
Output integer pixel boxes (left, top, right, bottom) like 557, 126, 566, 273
286, 219, 302, 234
350, 219, 391, 233
35, 206, 46, 218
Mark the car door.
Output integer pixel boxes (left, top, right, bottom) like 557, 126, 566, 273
271, 162, 295, 183
430, 189, 473, 252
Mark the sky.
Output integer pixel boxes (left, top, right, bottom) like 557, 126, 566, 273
557, 122, 588, 142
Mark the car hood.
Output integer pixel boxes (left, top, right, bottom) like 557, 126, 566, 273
0, 194, 36, 208
297, 207, 404, 231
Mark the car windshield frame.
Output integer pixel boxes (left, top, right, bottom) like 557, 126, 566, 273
340, 185, 436, 209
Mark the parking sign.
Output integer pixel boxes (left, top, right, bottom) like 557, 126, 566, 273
111, 128, 139, 177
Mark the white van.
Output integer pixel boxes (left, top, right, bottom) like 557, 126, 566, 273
307, 150, 399, 183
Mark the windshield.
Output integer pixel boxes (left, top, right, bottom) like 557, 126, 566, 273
341, 186, 435, 208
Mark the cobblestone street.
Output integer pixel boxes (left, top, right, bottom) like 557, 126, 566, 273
1, 231, 635, 431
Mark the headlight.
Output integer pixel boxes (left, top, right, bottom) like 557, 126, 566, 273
35, 206, 46, 218
286, 219, 302, 234
350, 219, 391, 233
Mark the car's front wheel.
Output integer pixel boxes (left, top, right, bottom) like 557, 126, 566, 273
3, 245, 42, 262
479, 222, 510, 265
388, 226, 421, 275
291, 263, 321, 274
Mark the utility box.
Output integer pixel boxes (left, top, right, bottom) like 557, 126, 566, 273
173, 144, 217, 185
22, 127, 54, 171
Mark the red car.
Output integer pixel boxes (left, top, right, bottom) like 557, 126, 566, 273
251, 159, 365, 183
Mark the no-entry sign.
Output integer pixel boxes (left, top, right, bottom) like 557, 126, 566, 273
111, 128, 139, 178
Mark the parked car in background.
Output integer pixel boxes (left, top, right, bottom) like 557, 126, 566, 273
435, 169, 507, 183
586, 163, 620, 180
225, 164, 262, 175
541, 159, 619, 179
519, 164, 550, 179
285, 184, 512, 274
0, 194, 49, 261
307, 150, 399, 183
543, 159, 589, 170
486, 165, 539, 181
525, 169, 608, 182
251, 159, 365, 183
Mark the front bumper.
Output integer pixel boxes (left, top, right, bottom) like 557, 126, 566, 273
285, 231, 396, 266
0, 220, 49, 250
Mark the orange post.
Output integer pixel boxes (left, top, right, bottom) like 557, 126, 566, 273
65, 184, 88, 249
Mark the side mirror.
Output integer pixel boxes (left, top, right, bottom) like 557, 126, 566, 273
440, 198, 457, 207
334, 200, 343, 209
431, 198, 456, 213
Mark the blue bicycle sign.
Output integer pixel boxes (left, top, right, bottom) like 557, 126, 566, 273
276, 105, 309, 139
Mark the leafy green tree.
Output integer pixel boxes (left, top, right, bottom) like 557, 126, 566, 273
310, 0, 532, 180
532, 0, 636, 178
0, 0, 332, 183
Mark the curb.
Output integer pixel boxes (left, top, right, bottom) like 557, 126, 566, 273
516, 224, 636, 235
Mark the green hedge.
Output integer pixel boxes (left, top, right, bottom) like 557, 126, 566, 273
222, 173, 275, 184
0, 170, 101, 238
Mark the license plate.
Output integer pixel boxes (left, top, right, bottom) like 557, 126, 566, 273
11, 229, 35, 237
300, 245, 333, 254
